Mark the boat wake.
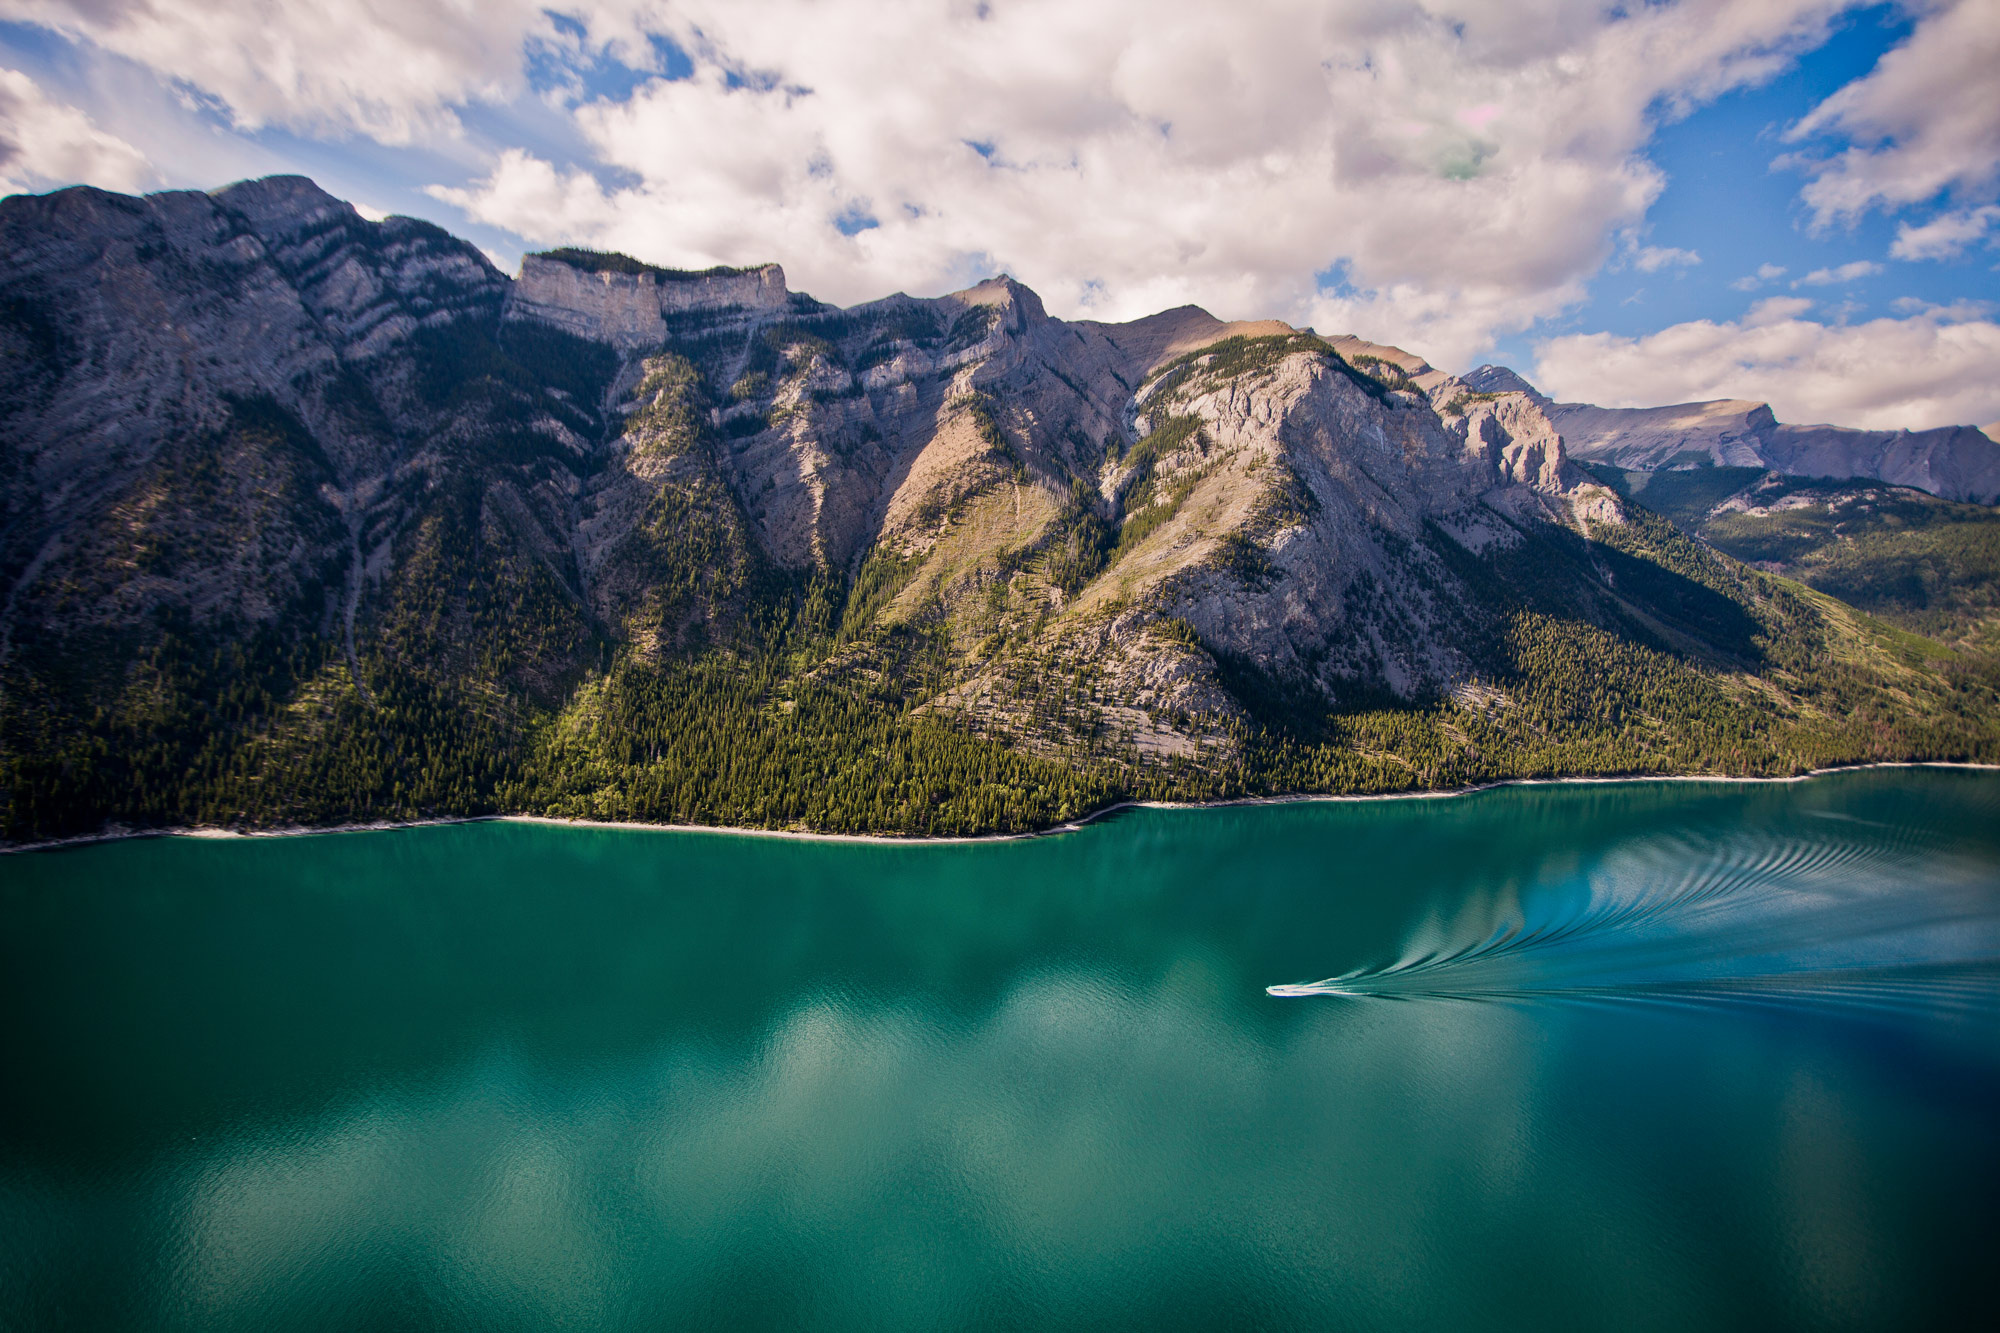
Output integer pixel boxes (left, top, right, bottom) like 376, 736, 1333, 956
1267, 814, 2000, 1013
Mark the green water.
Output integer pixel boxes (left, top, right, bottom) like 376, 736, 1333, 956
3, 770, 1998, 1331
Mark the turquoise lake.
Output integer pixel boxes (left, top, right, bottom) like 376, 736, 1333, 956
3, 769, 1998, 1330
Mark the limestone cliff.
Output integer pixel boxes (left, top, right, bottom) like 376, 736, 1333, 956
505, 253, 790, 351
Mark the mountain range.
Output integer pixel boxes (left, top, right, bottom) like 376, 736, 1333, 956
1457, 365, 2000, 505
2, 175, 1996, 843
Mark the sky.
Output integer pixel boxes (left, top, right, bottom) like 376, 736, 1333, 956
1, 0, 1997, 432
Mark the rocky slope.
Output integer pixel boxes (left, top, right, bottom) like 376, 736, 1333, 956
1460, 366, 2000, 504
2, 176, 1996, 842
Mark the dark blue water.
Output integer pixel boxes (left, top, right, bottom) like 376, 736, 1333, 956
2, 769, 1997, 1330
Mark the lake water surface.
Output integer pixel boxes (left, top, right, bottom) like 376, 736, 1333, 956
4, 770, 1998, 1330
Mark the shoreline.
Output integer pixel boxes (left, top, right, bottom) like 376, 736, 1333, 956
6, 759, 1999, 857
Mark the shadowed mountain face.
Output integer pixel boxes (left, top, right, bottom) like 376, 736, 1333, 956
2, 176, 1996, 843
1577, 463, 2000, 654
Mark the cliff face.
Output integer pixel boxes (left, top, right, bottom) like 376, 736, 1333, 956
505, 255, 790, 350
1460, 366, 2000, 504
1759, 421, 1999, 505
1543, 399, 1779, 470
0, 176, 519, 676
3, 175, 1992, 842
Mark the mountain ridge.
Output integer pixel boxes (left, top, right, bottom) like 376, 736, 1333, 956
1460, 365, 1999, 505
2, 174, 1996, 843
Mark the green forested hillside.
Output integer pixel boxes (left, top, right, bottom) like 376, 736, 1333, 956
4, 184, 1997, 846
1583, 463, 2000, 652
8, 450, 1996, 844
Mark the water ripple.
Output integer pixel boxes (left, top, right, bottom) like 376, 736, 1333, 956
1269, 809, 2000, 1015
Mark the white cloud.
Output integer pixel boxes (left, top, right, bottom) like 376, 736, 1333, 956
1533, 300, 2000, 430
1729, 261, 1789, 292
428, 0, 1848, 370
1784, 0, 2000, 225
1794, 259, 1882, 285
0, 0, 667, 144
1890, 205, 2000, 260
15, 0, 1916, 372
1634, 244, 1701, 272
429, 148, 619, 245
1892, 296, 1996, 318
1747, 295, 1817, 323
0, 65, 153, 194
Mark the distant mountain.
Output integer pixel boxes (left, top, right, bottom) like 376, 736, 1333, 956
1461, 366, 2000, 504
2, 176, 1995, 844
1576, 464, 2000, 654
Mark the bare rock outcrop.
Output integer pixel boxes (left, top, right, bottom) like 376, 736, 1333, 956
505, 254, 789, 351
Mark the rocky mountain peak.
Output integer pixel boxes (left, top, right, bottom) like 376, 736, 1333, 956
950, 274, 1048, 329
1460, 365, 1540, 396
209, 174, 357, 239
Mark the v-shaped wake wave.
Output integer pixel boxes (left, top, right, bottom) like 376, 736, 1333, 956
1267, 813, 2000, 1013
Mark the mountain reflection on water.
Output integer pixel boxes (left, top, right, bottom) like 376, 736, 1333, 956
2, 769, 1997, 1331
